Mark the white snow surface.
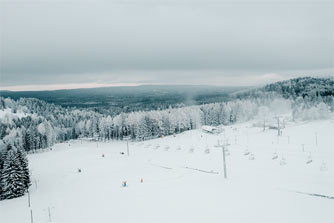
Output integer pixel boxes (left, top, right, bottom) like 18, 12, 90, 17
1, 119, 334, 223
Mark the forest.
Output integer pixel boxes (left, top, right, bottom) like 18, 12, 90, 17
0, 77, 333, 199
0, 85, 242, 115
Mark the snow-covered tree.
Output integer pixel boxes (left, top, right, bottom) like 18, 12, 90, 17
17, 148, 31, 190
0, 144, 26, 200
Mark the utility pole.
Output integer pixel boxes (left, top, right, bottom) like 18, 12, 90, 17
315, 132, 318, 146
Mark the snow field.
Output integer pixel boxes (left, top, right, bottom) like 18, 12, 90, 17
1, 119, 334, 223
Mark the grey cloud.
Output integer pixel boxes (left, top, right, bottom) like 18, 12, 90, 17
1, 0, 333, 87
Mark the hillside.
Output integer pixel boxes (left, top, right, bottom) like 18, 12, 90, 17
1, 119, 333, 223
235, 77, 334, 101
264, 77, 334, 98
1, 77, 334, 222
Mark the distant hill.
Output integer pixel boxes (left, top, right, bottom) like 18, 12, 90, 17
0, 85, 244, 115
234, 76, 334, 100
263, 77, 334, 98
1, 76, 333, 115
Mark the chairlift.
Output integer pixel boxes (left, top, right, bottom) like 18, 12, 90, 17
272, 153, 278, 160
280, 157, 286, 166
320, 162, 328, 171
306, 153, 313, 164
225, 148, 230, 156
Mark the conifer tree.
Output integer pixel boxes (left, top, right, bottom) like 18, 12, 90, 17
0, 144, 26, 200
17, 148, 31, 190
0, 147, 6, 198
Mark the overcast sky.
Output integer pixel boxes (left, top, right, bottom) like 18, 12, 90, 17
0, 0, 333, 91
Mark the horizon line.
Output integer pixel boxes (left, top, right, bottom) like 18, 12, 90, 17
0, 82, 253, 92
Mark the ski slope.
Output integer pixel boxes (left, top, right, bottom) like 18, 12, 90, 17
1, 119, 334, 223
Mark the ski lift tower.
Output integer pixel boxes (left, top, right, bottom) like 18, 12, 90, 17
274, 116, 282, 136
123, 136, 131, 156
215, 139, 229, 179
93, 133, 99, 148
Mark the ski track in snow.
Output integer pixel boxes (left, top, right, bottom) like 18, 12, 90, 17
288, 190, 334, 200
182, 166, 219, 174
147, 160, 174, 170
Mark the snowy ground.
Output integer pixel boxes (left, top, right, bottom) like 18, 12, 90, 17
1, 119, 334, 223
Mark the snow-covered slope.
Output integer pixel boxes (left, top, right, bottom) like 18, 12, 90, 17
1, 119, 334, 223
